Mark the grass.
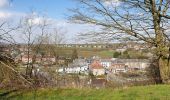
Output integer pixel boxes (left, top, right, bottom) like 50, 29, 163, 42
97, 50, 114, 58
54, 48, 114, 58
1, 85, 170, 100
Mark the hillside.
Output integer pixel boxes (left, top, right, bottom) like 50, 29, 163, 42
1, 85, 170, 100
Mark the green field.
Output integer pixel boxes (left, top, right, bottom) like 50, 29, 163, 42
55, 48, 114, 58
1, 85, 170, 100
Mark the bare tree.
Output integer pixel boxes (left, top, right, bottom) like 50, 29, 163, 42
0, 22, 18, 44
20, 12, 50, 78
30, 21, 67, 66
52, 28, 66, 45
20, 13, 37, 78
51, 28, 66, 63
0, 20, 31, 88
69, 0, 170, 83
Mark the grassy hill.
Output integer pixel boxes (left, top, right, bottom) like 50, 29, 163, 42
1, 85, 170, 100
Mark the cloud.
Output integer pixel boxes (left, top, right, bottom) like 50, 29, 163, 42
0, 10, 25, 20
104, 0, 120, 7
0, 10, 99, 43
0, 0, 9, 8
28, 17, 44, 25
0, 11, 12, 19
26, 16, 54, 26
50, 19, 101, 43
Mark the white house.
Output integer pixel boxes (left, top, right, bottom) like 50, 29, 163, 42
100, 59, 112, 69
57, 59, 89, 74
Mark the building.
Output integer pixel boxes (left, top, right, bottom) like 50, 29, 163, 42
109, 63, 128, 73
89, 60, 105, 76
117, 59, 150, 71
100, 59, 112, 69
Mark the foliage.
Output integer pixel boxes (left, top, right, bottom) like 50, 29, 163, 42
113, 51, 121, 58
71, 49, 78, 61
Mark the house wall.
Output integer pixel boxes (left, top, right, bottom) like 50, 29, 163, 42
22, 57, 32, 63
101, 62, 111, 68
125, 62, 149, 70
110, 68, 127, 73
92, 69, 105, 76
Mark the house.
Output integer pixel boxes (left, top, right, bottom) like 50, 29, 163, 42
115, 48, 127, 53
20, 54, 33, 63
57, 67, 64, 73
58, 59, 65, 65
86, 58, 94, 64
42, 56, 55, 64
92, 56, 100, 60
16, 53, 56, 65
56, 59, 89, 74
72, 59, 89, 67
109, 63, 128, 73
19, 54, 41, 64
66, 59, 89, 74
100, 59, 112, 69
0, 44, 11, 53
89, 60, 105, 76
117, 59, 150, 71
66, 67, 82, 73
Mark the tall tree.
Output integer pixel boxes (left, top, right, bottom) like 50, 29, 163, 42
70, 0, 170, 83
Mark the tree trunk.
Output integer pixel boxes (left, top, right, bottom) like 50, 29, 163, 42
159, 57, 170, 83
150, 2, 169, 83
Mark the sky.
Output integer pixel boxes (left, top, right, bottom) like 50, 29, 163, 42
0, 0, 97, 43
0, 0, 77, 19
9, 0, 75, 19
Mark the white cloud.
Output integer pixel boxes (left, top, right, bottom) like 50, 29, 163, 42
0, 0, 9, 8
0, 10, 99, 43
0, 10, 25, 20
104, 0, 120, 7
27, 17, 53, 26
28, 17, 43, 25
0, 11, 12, 19
50, 19, 101, 43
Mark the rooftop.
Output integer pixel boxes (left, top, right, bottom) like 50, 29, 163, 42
90, 60, 104, 69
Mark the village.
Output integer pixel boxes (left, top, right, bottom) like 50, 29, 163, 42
57, 57, 150, 76
0, 43, 153, 88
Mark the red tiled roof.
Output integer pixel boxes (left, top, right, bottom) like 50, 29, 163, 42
90, 60, 104, 69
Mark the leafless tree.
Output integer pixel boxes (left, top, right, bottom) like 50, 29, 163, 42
0, 20, 30, 88
0, 22, 18, 44
51, 28, 66, 63
20, 12, 50, 78
69, 0, 170, 83
52, 27, 66, 45
20, 14, 37, 78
